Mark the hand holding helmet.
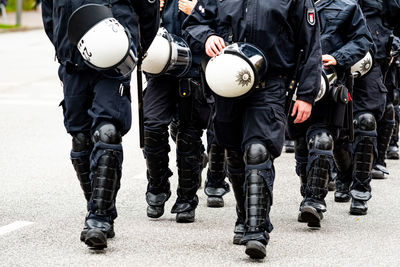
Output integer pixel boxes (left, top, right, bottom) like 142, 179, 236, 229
205, 35, 226, 57
178, 0, 198, 15
322, 54, 337, 68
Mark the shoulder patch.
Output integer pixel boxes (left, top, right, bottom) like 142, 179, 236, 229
307, 8, 316, 26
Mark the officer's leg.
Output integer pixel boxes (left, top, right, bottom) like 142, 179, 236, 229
225, 148, 245, 245
300, 130, 333, 228
372, 103, 395, 178
71, 133, 93, 204
387, 90, 400, 159
350, 112, 376, 215
204, 129, 229, 208
242, 143, 274, 259
294, 136, 310, 222
143, 76, 176, 218
84, 123, 122, 249
333, 139, 352, 202
171, 120, 208, 190
171, 125, 203, 223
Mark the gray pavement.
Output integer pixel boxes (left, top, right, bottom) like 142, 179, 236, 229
1, 29, 400, 267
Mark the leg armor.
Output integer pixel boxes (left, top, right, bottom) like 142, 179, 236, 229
172, 130, 202, 222
373, 104, 395, 178
84, 123, 122, 249
294, 136, 308, 198
71, 132, 93, 202
242, 143, 273, 259
387, 117, 399, 159
333, 140, 352, 202
205, 144, 229, 207
300, 131, 333, 228
350, 113, 376, 215
226, 148, 245, 245
143, 130, 172, 218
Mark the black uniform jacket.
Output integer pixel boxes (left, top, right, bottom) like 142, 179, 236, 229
42, 0, 159, 67
182, 0, 322, 104
317, 0, 373, 70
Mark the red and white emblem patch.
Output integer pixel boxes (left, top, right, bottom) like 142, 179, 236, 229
307, 8, 316, 26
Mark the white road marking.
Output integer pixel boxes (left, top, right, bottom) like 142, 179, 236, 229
0, 221, 34, 236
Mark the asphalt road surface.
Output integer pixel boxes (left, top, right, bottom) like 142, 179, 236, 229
0, 30, 400, 266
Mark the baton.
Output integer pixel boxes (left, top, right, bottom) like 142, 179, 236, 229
136, 18, 145, 149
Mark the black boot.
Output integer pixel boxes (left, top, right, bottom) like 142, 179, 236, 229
144, 130, 172, 218
350, 113, 375, 215
205, 144, 229, 208
172, 131, 202, 223
226, 149, 246, 245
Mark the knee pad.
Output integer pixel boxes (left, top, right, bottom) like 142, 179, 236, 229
384, 104, 395, 121
354, 113, 376, 131
309, 132, 333, 151
226, 149, 244, 169
245, 143, 270, 165
72, 132, 92, 152
93, 123, 121, 144
295, 136, 308, 157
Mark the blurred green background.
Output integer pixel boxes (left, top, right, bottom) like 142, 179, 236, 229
5, 0, 36, 11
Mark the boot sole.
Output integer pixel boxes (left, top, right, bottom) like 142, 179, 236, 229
245, 241, 266, 259
386, 153, 399, 160
81, 229, 115, 241
147, 206, 165, 219
350, 207, 367, 216
207, 197, 224, 208
334, 195, 351, 203
371, 172, 385, 179
300, 207, 321, 228
85, 229, 107, 249
176, 213, 195, 223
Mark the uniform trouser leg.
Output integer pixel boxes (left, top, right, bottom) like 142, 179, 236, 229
333, 139, 352, 202
373, 103, 395, 177
294, 136, 308, 199
171, 125, 202, 214
204, 130, 230, 206
143, 76, 177, 217
225, 148, 245, 244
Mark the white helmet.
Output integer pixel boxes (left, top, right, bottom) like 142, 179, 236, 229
315, 68, 337, 102
142, 28, 192, 77
68, 4, 136, 78
351, 51, 374, 78
205, 43, 267, 98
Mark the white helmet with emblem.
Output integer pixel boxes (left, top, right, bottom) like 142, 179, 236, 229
205, 43, 268, 98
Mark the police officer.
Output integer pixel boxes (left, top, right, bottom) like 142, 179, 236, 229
143, 0, 207, 223
184, 0, 321, 259
42, 0, 159, 249
289, 0, 373, 227
387, 54, 400, 160
333, 0, 397, 214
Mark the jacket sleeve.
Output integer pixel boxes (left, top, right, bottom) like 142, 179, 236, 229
331, 4, 373, 68
130, 0, 160, 52
292, 0, 322, 104
41, 0, 54, 45
182, 0, 219, 53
